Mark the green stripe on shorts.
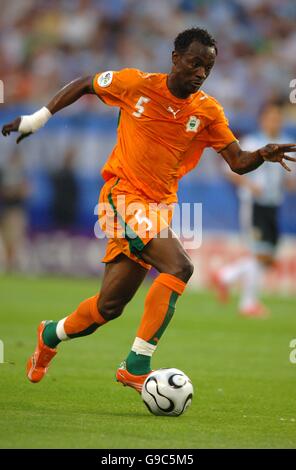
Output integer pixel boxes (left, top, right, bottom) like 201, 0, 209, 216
107, 179, 145, 254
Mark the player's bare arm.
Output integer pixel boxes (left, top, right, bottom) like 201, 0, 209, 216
221, 140, 296, 174
1, 76, 95, 143
46, 76, 95, 114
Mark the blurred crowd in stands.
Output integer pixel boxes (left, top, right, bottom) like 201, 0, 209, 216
1, 0, 296, 120
1, 0, 296, 276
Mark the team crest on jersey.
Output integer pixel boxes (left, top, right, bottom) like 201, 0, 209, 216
98, 71, 113, 88
186, 116, 200, 132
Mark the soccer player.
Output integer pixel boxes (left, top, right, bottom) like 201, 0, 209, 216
212, 100, 296, 316
2, 28, 296, 392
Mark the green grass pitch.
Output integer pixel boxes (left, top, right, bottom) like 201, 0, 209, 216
0, 275, 295, 449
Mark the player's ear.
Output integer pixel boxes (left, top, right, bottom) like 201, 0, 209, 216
172, 51, 179, 66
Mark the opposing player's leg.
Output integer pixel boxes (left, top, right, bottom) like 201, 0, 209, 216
238, 252, 272, 317
116, 227, 194, 392
212, 202, 277, 317
212, 253, 271, 316
27, 254, 148, 383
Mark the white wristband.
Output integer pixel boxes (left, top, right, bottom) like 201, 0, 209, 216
18, 106, 52, 134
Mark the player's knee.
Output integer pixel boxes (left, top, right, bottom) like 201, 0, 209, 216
97, 297, 125, 321
170, 257, 194, 283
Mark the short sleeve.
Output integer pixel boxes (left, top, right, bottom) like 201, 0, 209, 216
178, 142, 206, 178
92, 68, 140, 107
177, 99, 236, 178
197, 101, 237, 152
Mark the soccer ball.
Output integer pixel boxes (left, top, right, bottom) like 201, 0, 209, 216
141, 368, 193, 417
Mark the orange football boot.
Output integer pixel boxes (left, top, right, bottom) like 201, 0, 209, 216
26, 321, 57, 383
116, 361, 152, 393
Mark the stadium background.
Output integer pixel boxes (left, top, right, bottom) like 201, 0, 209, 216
1, 0, 296, 292
1, 0, 296, 451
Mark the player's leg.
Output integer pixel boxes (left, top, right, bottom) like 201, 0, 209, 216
217, 203, 277, 316
27, 255, 148, 382
99, 179, 193, 391
213, 252, 271, 315
211, 198, 253, 303
117, 227, 194, 390
239, 204, 278, 316
238, 255, 265, 313
213, 256, 258, 303
44, 254, 148, 346
238, 252, 273, 317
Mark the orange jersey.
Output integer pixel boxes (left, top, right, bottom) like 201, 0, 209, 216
93, 68, 236, 203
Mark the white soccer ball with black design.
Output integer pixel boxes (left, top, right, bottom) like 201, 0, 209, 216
141, 368, 193, 416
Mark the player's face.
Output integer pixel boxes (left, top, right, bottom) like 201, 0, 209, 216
172, 41, 216, 95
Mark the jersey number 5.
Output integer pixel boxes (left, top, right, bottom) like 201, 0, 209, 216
135, 209, 152, 231
133, 96, 150, 118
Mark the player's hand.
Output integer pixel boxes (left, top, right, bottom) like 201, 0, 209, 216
259, 143, 296, 172
2, 117, 32, 144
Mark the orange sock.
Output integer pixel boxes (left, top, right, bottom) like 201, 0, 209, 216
136, 273, 186, 345
125, 273, 187, 374
42, 295, 108, 348
62, 295, 107, 339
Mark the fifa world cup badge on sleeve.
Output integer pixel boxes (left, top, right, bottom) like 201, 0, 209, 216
98, 71, 113, 88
